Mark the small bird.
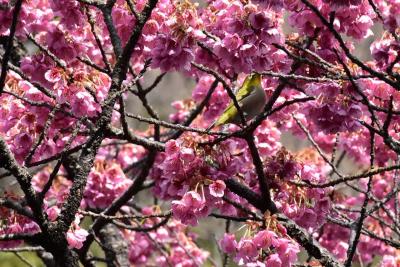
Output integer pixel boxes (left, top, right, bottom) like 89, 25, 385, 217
207, 73, 266, 130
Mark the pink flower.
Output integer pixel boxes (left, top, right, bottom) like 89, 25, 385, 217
252, 0, 283, 10
373, 179, 388, 199
182, 191, 204, 209
46, 206, 60, 221
333, 241, 349, 260
13, 132, 33, 161
222, 34, 243, 50
127, 208, 208, 266
165, 139, 181, 155
50, 0, 84, 29
20, 54, 56, 88
66, 227, 89, 249
22, 222, 40, 233
323, 0, 362, 6
266, 254, 282, 267
111, 6, 136, 44
0, 224, 23, 249
346, 15, 373, 39
84, 161, 132, 209
249, 11, 273, 29
128, 237, 152, 264
274, 238, 300, 266
265, 148, 300, 181
44, 68, 62, 83
380, 255, 397, 267
45, 26, 84, 62
236, 238, 258, 263
150, 35, 195, 72
171, 191, 206, 226
252, 230, 276, 249
71, 91, 99, 117
305, 96, 362, 134
209, 180, 226, 198
14, 132, 33, 151
180, 147, 196, 162
383, 2, 400, 32
370, 39, 398, 70
219, 233, 237, 254
296, 208, 317, 228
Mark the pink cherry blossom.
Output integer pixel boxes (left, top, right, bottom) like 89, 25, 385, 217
253, 230, 276, 249
235, 238, 259, 263
209, 180, 226, 198
266, 254, 282, 267
219, 233, 237, 254
66, 227, 89, 249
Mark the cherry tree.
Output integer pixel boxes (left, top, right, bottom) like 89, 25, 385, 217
0, 0, 400, 266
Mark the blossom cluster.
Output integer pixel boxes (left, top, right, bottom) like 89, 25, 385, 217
0, 206, 40, 249
126, 206, 208, 266
198, 0, 290, 75
83, 160, 132, 209
220, 226, 300, 266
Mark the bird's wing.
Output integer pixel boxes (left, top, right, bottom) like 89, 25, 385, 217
208, 74, 261, 129
234, 74, 255, 101
214, 85, 255, 127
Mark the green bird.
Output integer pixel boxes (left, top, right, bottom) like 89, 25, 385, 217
208, 73, 266, 130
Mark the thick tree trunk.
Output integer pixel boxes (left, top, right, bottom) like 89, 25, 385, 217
99, 223, 130, 267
